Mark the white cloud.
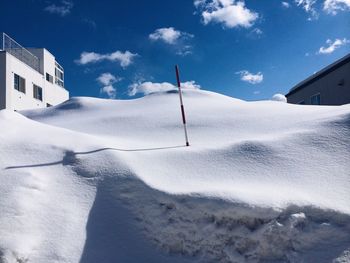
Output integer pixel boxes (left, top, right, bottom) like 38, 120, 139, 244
149, 27, 181, 44
251, 28, 263, 35
295, 0, 315, 12
323, 0, 350, 14
292, 0, 350, 17
76, 51, 138, 68
247, 28, 263, 39
149, 27, 193, 44
100, 85, 117, 99
97, 73, 121, 99
149, 27, 194, 56
194, 0, 259, 28
318, 38, 349, 54
176, 45, 194, 56
253, 90, 261, 95
181, 81, 202, 90
282, 1, 291, 8
271, 94, 287, 102
294, 0, 319, 19
194, 0, 207, 7
96, 73, 121, 86
44, 0, 73, 16
237, 70, 263, 84
76, 52, 103, 64
128, 81, 201, 96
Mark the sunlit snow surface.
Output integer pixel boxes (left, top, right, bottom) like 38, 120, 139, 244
1, 90, 349, 262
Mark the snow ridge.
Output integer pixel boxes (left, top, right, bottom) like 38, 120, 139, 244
1, 89, 350, 262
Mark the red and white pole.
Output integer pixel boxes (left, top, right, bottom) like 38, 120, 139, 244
175, 65, 190, 147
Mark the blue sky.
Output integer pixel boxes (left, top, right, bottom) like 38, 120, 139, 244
1, 0, 350, 100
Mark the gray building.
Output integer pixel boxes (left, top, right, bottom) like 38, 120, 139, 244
286, 53, 350, 105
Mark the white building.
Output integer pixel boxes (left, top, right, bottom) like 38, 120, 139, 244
0, 33, 69, 111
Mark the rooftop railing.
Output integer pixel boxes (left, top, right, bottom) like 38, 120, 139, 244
2, 33, 41, 73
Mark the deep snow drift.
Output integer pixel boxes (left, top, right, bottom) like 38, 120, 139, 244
0, 89, 350, 262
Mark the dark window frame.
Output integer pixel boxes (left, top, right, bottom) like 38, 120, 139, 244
46, 73, 53, 83
55, 68, 64, 80
55, 67, 64, 87
14, 73, 26, 93
33, 84, 43, 101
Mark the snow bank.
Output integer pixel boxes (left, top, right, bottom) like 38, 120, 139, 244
1, 89, 350, 262
24, 90, 350, 212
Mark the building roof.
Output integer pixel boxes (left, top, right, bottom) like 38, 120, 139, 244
286, 53, 350, 97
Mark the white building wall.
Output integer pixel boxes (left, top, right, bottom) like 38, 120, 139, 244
45, 81, 69, 106
0, 51, 69, 111
28, 48, 69, 107
6, 52, 46, 110
43, 49, 56, 78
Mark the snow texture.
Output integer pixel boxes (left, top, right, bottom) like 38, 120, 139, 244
0, 89, 350, 262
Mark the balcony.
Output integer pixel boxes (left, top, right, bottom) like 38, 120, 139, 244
1, 33, 40, 73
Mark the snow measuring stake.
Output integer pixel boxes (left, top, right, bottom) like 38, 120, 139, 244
175, 65, 190, 147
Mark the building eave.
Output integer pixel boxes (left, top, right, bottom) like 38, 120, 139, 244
286, 53, 350, 97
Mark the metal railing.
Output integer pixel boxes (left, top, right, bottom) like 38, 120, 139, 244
55, 61, 64, 71
2, 33, 40, 73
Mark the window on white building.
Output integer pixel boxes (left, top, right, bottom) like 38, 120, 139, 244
14, 73, 26, 93
55, 68, 64, 80
46, 73, 53, 83
310, 93, 321, 105
33, 84, 43, 101
55, 67, 64, 87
